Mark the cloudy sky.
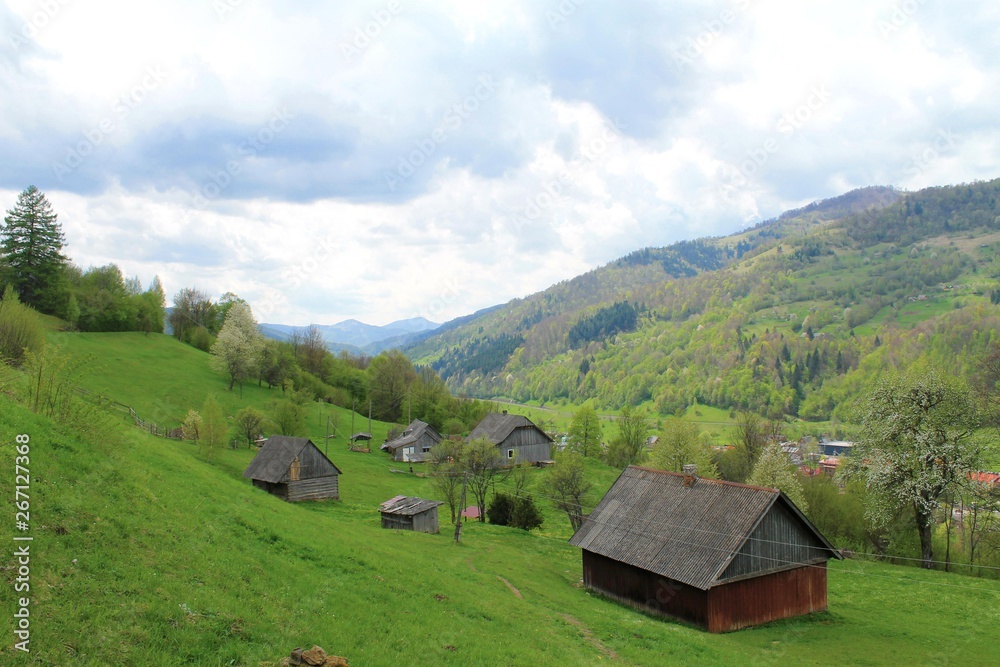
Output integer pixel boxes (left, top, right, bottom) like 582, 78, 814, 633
2, 1, 998, 326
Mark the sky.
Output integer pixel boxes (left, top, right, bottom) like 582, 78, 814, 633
1, 1, 998, 326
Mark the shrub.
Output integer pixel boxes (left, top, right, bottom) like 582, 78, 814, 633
487, 492, 515, 526
488, 492, 543, 531
510, 494, 543, 531
0, 284, 45, 366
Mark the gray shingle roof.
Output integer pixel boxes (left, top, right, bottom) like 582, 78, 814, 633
467, 412, 553, 444
381, 419, 442, 452
379, 495, 443, 516
569, 466, 839, 590
242, 435, 342, 483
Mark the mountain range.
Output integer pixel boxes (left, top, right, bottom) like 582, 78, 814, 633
259, 316, 440, 354
403, 179, 1000, 421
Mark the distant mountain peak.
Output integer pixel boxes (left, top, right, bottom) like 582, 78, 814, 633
260, 316, 440, 351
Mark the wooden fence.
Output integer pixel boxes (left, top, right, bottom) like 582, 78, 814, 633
71, 386, 182, 439
128, 406, 183, 439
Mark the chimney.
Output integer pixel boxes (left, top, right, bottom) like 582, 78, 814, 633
682, 464, 698, 488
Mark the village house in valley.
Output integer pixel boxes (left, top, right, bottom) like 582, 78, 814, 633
570, 465, 842, 632
243, 436, 342, 502
380, 419, 443, 463
467, 411, 553, 464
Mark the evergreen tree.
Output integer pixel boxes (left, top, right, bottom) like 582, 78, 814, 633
1, 186, 68, 312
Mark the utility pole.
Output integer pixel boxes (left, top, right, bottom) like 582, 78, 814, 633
454, 471, 468, 544
351, 397, 356, 449
368, 397, 372, 440
325, 414, 329, 456
407, 387, 411, 425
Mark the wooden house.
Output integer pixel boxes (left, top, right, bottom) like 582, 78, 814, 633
243, 436, 342, 502
569, 466, 841, 633
380, 419, 443, 463
467, 411, 552, 464
379, 495, 442, 533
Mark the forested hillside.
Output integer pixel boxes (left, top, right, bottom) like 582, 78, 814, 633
409, 180, 1000, 420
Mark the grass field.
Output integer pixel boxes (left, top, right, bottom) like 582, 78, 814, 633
2, 332, 999, 665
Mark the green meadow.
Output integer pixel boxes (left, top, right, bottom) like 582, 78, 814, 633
1, 332, 999, 665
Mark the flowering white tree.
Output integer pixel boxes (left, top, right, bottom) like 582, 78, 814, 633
210, 301, 264, 394
853, 369, 981, 569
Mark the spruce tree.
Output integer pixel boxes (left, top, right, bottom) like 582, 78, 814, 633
1, 186, 68, 312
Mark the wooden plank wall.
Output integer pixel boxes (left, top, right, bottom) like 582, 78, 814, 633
582, 551, 709, 629
286, 476, 339, 501
707, 564, 828, 632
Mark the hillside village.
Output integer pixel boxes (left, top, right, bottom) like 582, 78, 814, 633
2, 180, 1000, 664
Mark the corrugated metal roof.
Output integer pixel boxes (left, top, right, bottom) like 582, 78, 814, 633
569, 466, 838, 591
379, 496, 443, 516
243, 436, 342, 483
467, 412, 553, 445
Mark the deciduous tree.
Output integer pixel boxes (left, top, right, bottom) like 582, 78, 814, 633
747, 442, 808, 511
233, 406, 265, 448
270, 398, 306, 436
544, 450, 592, 531
465, 437, 504, 522
210, 301, 264, 393
169, 288, 217, 345
853, 368, 981, 568
648, 418, 718, 478
181, 409, 202, 441
605, 404, 647, 468
568, 404, 602, 457
727, 411, 767, 482
368, 349, 418, 422
198, 395, 228, 460
429, 440, 465, 523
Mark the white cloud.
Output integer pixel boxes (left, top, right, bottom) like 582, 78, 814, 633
1, 0, 998, 325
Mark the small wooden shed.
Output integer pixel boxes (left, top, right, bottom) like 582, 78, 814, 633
243, 436, 342, 502
379, 496, 442, 533
381, 419, 443, 463
570, 466, 841, 633
467, 411, 553, 464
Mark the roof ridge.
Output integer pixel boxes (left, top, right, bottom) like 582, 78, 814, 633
629, 466, 780, 495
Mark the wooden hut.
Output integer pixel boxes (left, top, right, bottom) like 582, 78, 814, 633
381, 419, 443, 463
467, 411, 552, 464
243, 436, 342, 502
379, 495, 442, 533
569, 466, 841, 633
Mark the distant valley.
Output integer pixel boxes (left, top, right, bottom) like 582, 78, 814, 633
260, 316, 440, 354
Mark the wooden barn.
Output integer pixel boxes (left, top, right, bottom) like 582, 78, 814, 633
243, 436, 342, 502
379, 496, 442, 533
380, 419, 443, 463
467, 411, 553, 464
569, 466, 841, 633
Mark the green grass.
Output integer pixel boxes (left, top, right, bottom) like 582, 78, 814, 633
2, 333, 999, 665
45, 331, 383, 448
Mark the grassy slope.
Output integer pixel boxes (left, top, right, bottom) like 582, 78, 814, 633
46, 331, 387, 447
2, 334, 1000, 665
